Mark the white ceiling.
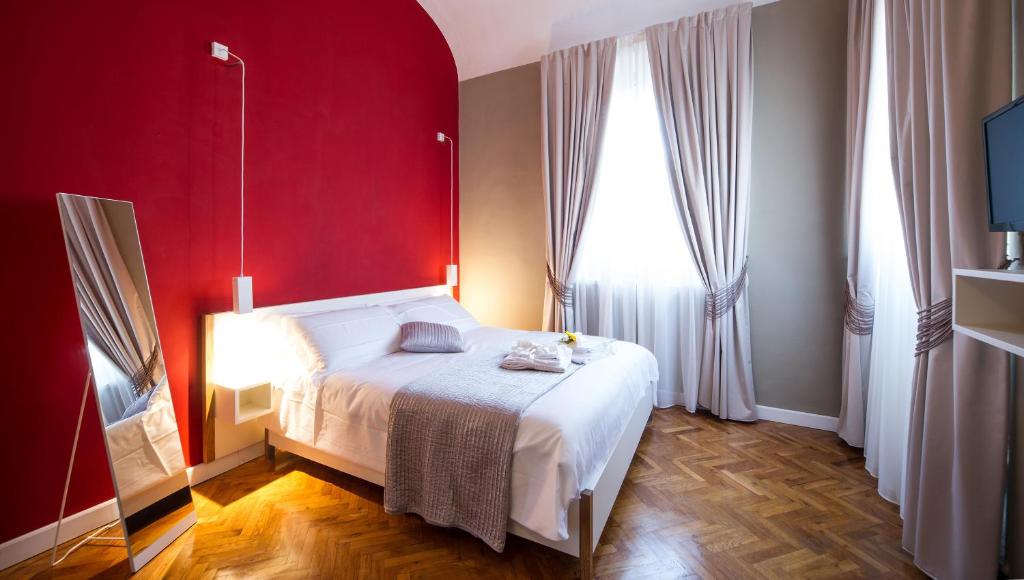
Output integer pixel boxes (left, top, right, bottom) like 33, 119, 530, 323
417, 0, 778, 80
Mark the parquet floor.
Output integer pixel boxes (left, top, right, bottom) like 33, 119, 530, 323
3, 408, 923, 579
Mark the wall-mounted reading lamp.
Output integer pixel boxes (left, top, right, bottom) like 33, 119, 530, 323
436, 132, 457, 286
211, 41, 253, 313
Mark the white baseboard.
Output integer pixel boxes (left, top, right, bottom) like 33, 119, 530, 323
187, 443, 262, 486
756, 405, 839, 432
0, 443, 263, 572
0, 498, 119, 571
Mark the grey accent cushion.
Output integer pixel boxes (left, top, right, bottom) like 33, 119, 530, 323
120, 383, 155, 421
400, 321, 464, 353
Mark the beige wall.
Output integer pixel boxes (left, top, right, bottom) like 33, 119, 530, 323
457, 0, 849, 416
748, 0, 848, 417
458, 62, 546, 330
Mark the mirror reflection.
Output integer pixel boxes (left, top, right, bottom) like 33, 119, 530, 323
57, 193, 195, 572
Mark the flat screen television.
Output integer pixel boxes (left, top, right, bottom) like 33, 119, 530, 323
983, 96, 1024, 232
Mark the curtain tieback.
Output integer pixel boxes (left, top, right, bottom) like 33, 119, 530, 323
546, 263, 574, 307
130, 345, 160, 396
844, 286, 875, 335
914, 297, 953, 356
704, 258, 749, 320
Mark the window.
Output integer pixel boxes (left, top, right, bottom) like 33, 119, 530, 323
573, 34, 702, 289
571, 34, 705, 410
861, 0, 916, 507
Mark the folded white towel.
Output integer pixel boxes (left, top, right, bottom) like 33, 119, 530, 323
501, 340, 572, 373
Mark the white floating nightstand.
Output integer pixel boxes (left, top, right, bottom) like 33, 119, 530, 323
215, 382, 273, 425
953, 268, 1024, 357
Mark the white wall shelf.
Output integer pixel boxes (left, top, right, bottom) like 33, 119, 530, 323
953, 268, 1024, 357
215, 382, 272, 425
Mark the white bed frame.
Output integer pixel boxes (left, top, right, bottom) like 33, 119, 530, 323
202, 285, 652, 579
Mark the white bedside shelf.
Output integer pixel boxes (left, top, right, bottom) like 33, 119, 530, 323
952, 268, 1024, 357
215, 382, 273, 425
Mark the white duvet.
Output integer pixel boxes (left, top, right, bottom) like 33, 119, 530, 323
270, 326, 658, 542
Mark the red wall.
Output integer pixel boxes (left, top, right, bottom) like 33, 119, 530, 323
0, 0, 458, 544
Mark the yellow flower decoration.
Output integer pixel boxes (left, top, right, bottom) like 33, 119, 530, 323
563, 331, 579, 343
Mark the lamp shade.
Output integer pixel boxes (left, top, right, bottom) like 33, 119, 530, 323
445, 264, 458, 287
233, 276, 253, 314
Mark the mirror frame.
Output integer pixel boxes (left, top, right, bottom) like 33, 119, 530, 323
56, 192, 196, 572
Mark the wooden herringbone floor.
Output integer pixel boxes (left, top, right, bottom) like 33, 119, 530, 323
3, 408, 924, 579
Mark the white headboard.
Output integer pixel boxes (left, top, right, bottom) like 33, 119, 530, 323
201, 285, 451, 461
217, 284, 452, 317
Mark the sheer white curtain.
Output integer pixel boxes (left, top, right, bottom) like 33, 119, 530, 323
572, 34, 706, 410
860, 0, 916, 507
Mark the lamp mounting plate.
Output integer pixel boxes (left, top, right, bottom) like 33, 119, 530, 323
211, 42, 229, 61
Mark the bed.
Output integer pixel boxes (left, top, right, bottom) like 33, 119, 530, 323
202, 286, 657, 578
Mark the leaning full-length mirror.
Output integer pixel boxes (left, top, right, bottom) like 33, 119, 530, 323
57, 193, 195, 572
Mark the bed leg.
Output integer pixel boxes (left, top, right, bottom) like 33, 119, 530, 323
579, 489, 594, 580
264, 428, 276, 466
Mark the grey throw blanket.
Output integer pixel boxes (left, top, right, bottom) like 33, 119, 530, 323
384, 349, 579, 551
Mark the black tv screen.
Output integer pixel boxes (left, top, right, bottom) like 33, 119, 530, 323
983, 97, 1024, 232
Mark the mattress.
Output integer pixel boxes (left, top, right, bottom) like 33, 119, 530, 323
269, 326, 658, 542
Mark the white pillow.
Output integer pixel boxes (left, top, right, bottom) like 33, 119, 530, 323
289, 305, 401, 371
385, 295, 479, 333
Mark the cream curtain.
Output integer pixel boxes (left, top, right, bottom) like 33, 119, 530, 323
645, 3, 756, 420
58, 195, 163, 397
837, 0, 876, 448
540, 38, 617, 332
884, 1, 1012, 577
